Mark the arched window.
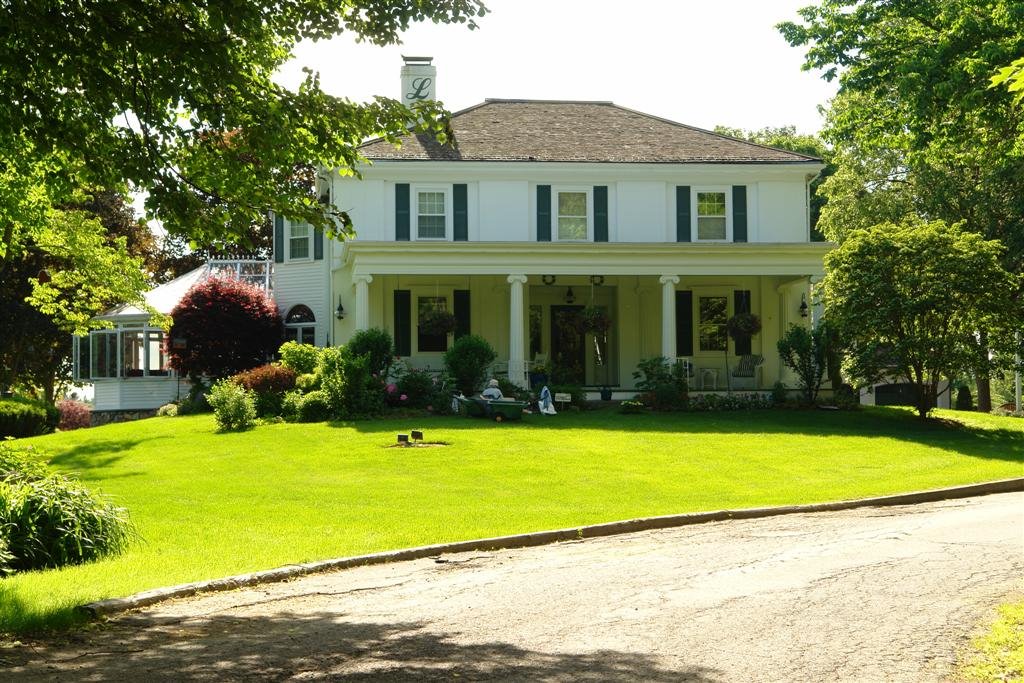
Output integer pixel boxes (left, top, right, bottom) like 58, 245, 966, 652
284, 305, 316, 345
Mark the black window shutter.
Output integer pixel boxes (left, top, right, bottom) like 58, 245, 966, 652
594, 185, 608, 242
733, 289, 752, 355
675, 290, 693, 357
313, 227, 324, 260
537, 185, 551, 241
453, 184, 468, 241
396, 184, 410, 241
732, 185, 747, 243
453, 289, 471, 338
273, 214, 284, 263
676, 186, 691, 242
394, 290, 411, 356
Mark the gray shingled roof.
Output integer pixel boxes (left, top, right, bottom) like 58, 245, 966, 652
360, 99, 820, 164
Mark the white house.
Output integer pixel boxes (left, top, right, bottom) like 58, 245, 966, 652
78, 57, 829, 417
272, 57, 828, 394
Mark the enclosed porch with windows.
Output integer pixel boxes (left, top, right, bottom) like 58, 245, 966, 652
334, 242, 828, 394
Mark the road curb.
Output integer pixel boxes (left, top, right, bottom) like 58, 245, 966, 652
81, 477, 1024, 618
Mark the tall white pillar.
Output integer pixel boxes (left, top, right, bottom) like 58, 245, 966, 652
353, 274, 373, 331
809, 274, 824, 329
659, 275, 680, 360
507, 274, 528, 386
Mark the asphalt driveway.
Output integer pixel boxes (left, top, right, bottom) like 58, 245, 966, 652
6, 492, 1023, 681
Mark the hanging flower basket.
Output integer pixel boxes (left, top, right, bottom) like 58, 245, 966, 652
726, 312, 762, 339
419, 308, 457, 336
579, 306, 612, 335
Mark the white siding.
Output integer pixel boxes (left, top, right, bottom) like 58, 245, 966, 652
274, 259, 331, 346
478, 181, 529, 240
756, 181, 807, 242
616, 182, 666, 242
92, 378, 183, 411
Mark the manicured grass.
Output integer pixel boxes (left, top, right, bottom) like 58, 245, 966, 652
2, 406, 1022, 635
956, 600, 1024, 682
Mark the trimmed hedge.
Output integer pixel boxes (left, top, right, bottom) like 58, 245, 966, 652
0, 397, 59, 438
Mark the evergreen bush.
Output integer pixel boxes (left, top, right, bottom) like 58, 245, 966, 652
443, 334, 497, 395
207, 379, 257, 431
278, 341, 321, 375
0, 397, 59, 438
345, 328, 395, 378
298, 390, 331, 422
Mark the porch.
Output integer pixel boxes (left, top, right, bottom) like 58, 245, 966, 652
334, 242, 828, 392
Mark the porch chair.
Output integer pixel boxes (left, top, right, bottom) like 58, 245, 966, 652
729, 354, 764, 390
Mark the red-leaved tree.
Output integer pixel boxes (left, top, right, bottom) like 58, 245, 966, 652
167, 277, 282, 382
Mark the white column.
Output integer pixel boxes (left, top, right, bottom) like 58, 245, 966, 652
353, 274, 373, 331
507, 274, 528, 386
1015, 332, 1021, 415
659, 275, 680, 360
809, 274, 824, 329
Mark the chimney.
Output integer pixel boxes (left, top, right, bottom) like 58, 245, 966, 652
401, 55, 436, 104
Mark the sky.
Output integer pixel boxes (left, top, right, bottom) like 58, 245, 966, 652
277, 0, 838, 135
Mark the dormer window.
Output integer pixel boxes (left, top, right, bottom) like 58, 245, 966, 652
417, 189, 448, 239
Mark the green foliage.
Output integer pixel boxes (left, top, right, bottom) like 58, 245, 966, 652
298, 390, 332, 423
318, 346, 385, 419
394, 365, 436, 409
496, 378, 529, 402
619, 400, 646, 414
295, 373, 320, 392
0, 397, 59, 438
207, 379, 257, 432
345, 328, 394, 378
548, 384, 586, 408
0, 1, 487, 243
686, 393, 773, 412
991, 57, 1024, 106
0, 442, 133, 575
281, 390, 304, 422
726, 312, 762, 338
771, 381, 789, 404
833, 384, 860, 410
443, 334, 497, 395
777, 325, 828, 406
956, 600, 1024, 683
278, 341, 321, 376
156, 403, 178, 417
632, 357, 689, 411
232, 364, 296, 417
824, 219, 1022, 417
956, 386, 974, 411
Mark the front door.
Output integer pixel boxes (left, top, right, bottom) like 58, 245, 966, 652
550, 305, 585, 385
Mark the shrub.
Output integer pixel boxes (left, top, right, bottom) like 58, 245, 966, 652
497, 378, 528, 401
318, 347, 385, 419
771, 381, 789, 404
345, 328, 395, 378
687, 393, 773, 412
620, 399, 646, 414
278, 341, 321, 375
57, 399, 91, 431
0, 443, 134, 575
834, 383, 860, 410
548, 384, 586, 408
955, 386, 973, 411
156, 403, 178, 417
281, 390, 304, 422
232, 364, 296, 417
0, 397, 59, 438
443, 334, 497, 395
295, 373, 320, 392
167, 276, 282, 381
207, 379, 257, 431
632, 357, 688, 411
396, 366, 435, 409
298, 390, 331, 422
777, 323, 829, 405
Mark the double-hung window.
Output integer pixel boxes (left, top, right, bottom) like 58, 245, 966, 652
694, 189, 730, 241
417, 190, 447, 239
555, 189, 589, 241
698, 296, 728, 352
289, 221, 311, 260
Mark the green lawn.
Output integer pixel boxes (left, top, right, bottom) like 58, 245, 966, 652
955, 599, 1024, 682
2, 406, 1022, 635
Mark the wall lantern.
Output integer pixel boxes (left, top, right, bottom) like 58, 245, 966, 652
799, 293, 809, 318
335, 296, 346, 320
564, 286, 576, 304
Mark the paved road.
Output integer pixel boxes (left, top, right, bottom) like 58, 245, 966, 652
7, 493, 1024, 681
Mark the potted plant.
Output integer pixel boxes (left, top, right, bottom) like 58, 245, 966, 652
579, 306, 612, 335
419, 307, 457, 336
529, 361, 550, 389
726, 312, 762, 339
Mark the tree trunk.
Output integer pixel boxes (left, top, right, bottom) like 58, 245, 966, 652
976, 330, 992, 412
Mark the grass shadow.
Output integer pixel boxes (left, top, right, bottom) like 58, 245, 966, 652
339, 406, 1024, 465
47, 438, 157, 479
7, 613, 721, 681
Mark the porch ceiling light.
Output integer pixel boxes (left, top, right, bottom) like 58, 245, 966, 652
335, 296, 346, 320
565, 286, 576, 304
542, 274, 556, 286
799, 294, 809, 318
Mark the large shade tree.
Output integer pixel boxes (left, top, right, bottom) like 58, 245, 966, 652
823, 220, 1021, 418
780, 0, 1024, 410
0, 0, 487, 246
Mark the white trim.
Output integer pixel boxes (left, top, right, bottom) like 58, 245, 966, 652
552, 186, 593, 242
691, 187, 732, 242
412, 184, 453, 241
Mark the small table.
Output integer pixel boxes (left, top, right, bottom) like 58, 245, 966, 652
700, 368, 718, 391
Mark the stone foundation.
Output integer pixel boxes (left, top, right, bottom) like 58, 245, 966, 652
90, 408, 159, 427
